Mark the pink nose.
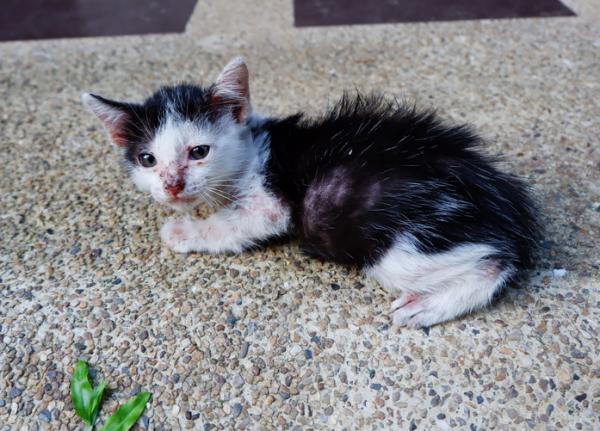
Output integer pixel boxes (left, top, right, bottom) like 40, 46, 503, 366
165, 181, 185, 197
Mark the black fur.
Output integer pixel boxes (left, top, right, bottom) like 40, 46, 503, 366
259, 93, 539, 268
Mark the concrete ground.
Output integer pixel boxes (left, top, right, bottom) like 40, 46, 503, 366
1, 0, 599, 429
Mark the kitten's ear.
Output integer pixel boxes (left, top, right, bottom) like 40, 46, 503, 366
211, 57, 251, 122
82, 93, 132, 147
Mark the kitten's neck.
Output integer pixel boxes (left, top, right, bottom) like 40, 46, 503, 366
228, 114, 271, 199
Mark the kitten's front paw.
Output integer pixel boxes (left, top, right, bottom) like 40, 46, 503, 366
160, 218, 201, 253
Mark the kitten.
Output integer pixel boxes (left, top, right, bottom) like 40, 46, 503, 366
82, 57, 538, 328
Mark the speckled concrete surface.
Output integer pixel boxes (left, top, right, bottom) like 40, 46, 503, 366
1, 0, 599, 429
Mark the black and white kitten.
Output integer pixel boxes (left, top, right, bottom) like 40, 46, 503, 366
83, 57, 538, 328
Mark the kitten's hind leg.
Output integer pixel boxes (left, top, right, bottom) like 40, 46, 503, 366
367, 241, 514, 328
389, 266, 511, 328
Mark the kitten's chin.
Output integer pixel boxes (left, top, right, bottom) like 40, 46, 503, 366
163, 197, 200, 212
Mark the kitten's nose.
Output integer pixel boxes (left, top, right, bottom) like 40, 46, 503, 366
165, 180, 185, 197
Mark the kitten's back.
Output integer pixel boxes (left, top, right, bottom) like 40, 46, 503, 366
261, 93, 539, 268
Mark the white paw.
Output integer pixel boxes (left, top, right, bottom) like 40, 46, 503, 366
390, 292, 424, 327
390, 292, 450, 328
160, 218, 201, 253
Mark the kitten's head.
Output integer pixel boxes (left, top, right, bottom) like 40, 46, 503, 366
82, 57, 253, 211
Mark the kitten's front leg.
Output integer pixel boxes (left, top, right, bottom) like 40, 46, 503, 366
161, 216, 248, 254
160, 217, 209, 253
161, 190, 291, 254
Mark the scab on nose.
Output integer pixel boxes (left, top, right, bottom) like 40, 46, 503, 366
165, 179, 185, 197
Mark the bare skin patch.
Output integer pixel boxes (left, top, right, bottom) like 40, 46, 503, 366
302, 167, 351, 235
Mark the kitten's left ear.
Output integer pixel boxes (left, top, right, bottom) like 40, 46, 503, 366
211, 57, 251, 122
82, 92, 132, 147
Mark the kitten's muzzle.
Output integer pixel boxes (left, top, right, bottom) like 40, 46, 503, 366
165, 180, 185, 197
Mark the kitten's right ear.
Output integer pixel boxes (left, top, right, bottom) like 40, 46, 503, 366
82, 93, 131, 147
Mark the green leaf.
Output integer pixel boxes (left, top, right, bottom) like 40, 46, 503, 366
99, 392, 151, 431
90, 380, 107, 424
70, 360, 94, 425
70, 360, 106, 427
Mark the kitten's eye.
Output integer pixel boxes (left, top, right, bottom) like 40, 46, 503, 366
189, 145, 210, 160
138, 153, 156, 167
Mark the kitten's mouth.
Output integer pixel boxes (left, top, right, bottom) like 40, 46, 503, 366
168, 196, 198, 205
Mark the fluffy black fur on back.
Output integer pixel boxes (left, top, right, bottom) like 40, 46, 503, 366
258, 93, 539, 268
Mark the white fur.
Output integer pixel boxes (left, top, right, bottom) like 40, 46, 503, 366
366, 238, 513, 327
132, 57, 287, 253
160, 171, 291, 253
157, 113, 291, 253
131, 112, 255, 210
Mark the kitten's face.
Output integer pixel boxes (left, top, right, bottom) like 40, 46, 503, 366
83, 57, 252, 211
